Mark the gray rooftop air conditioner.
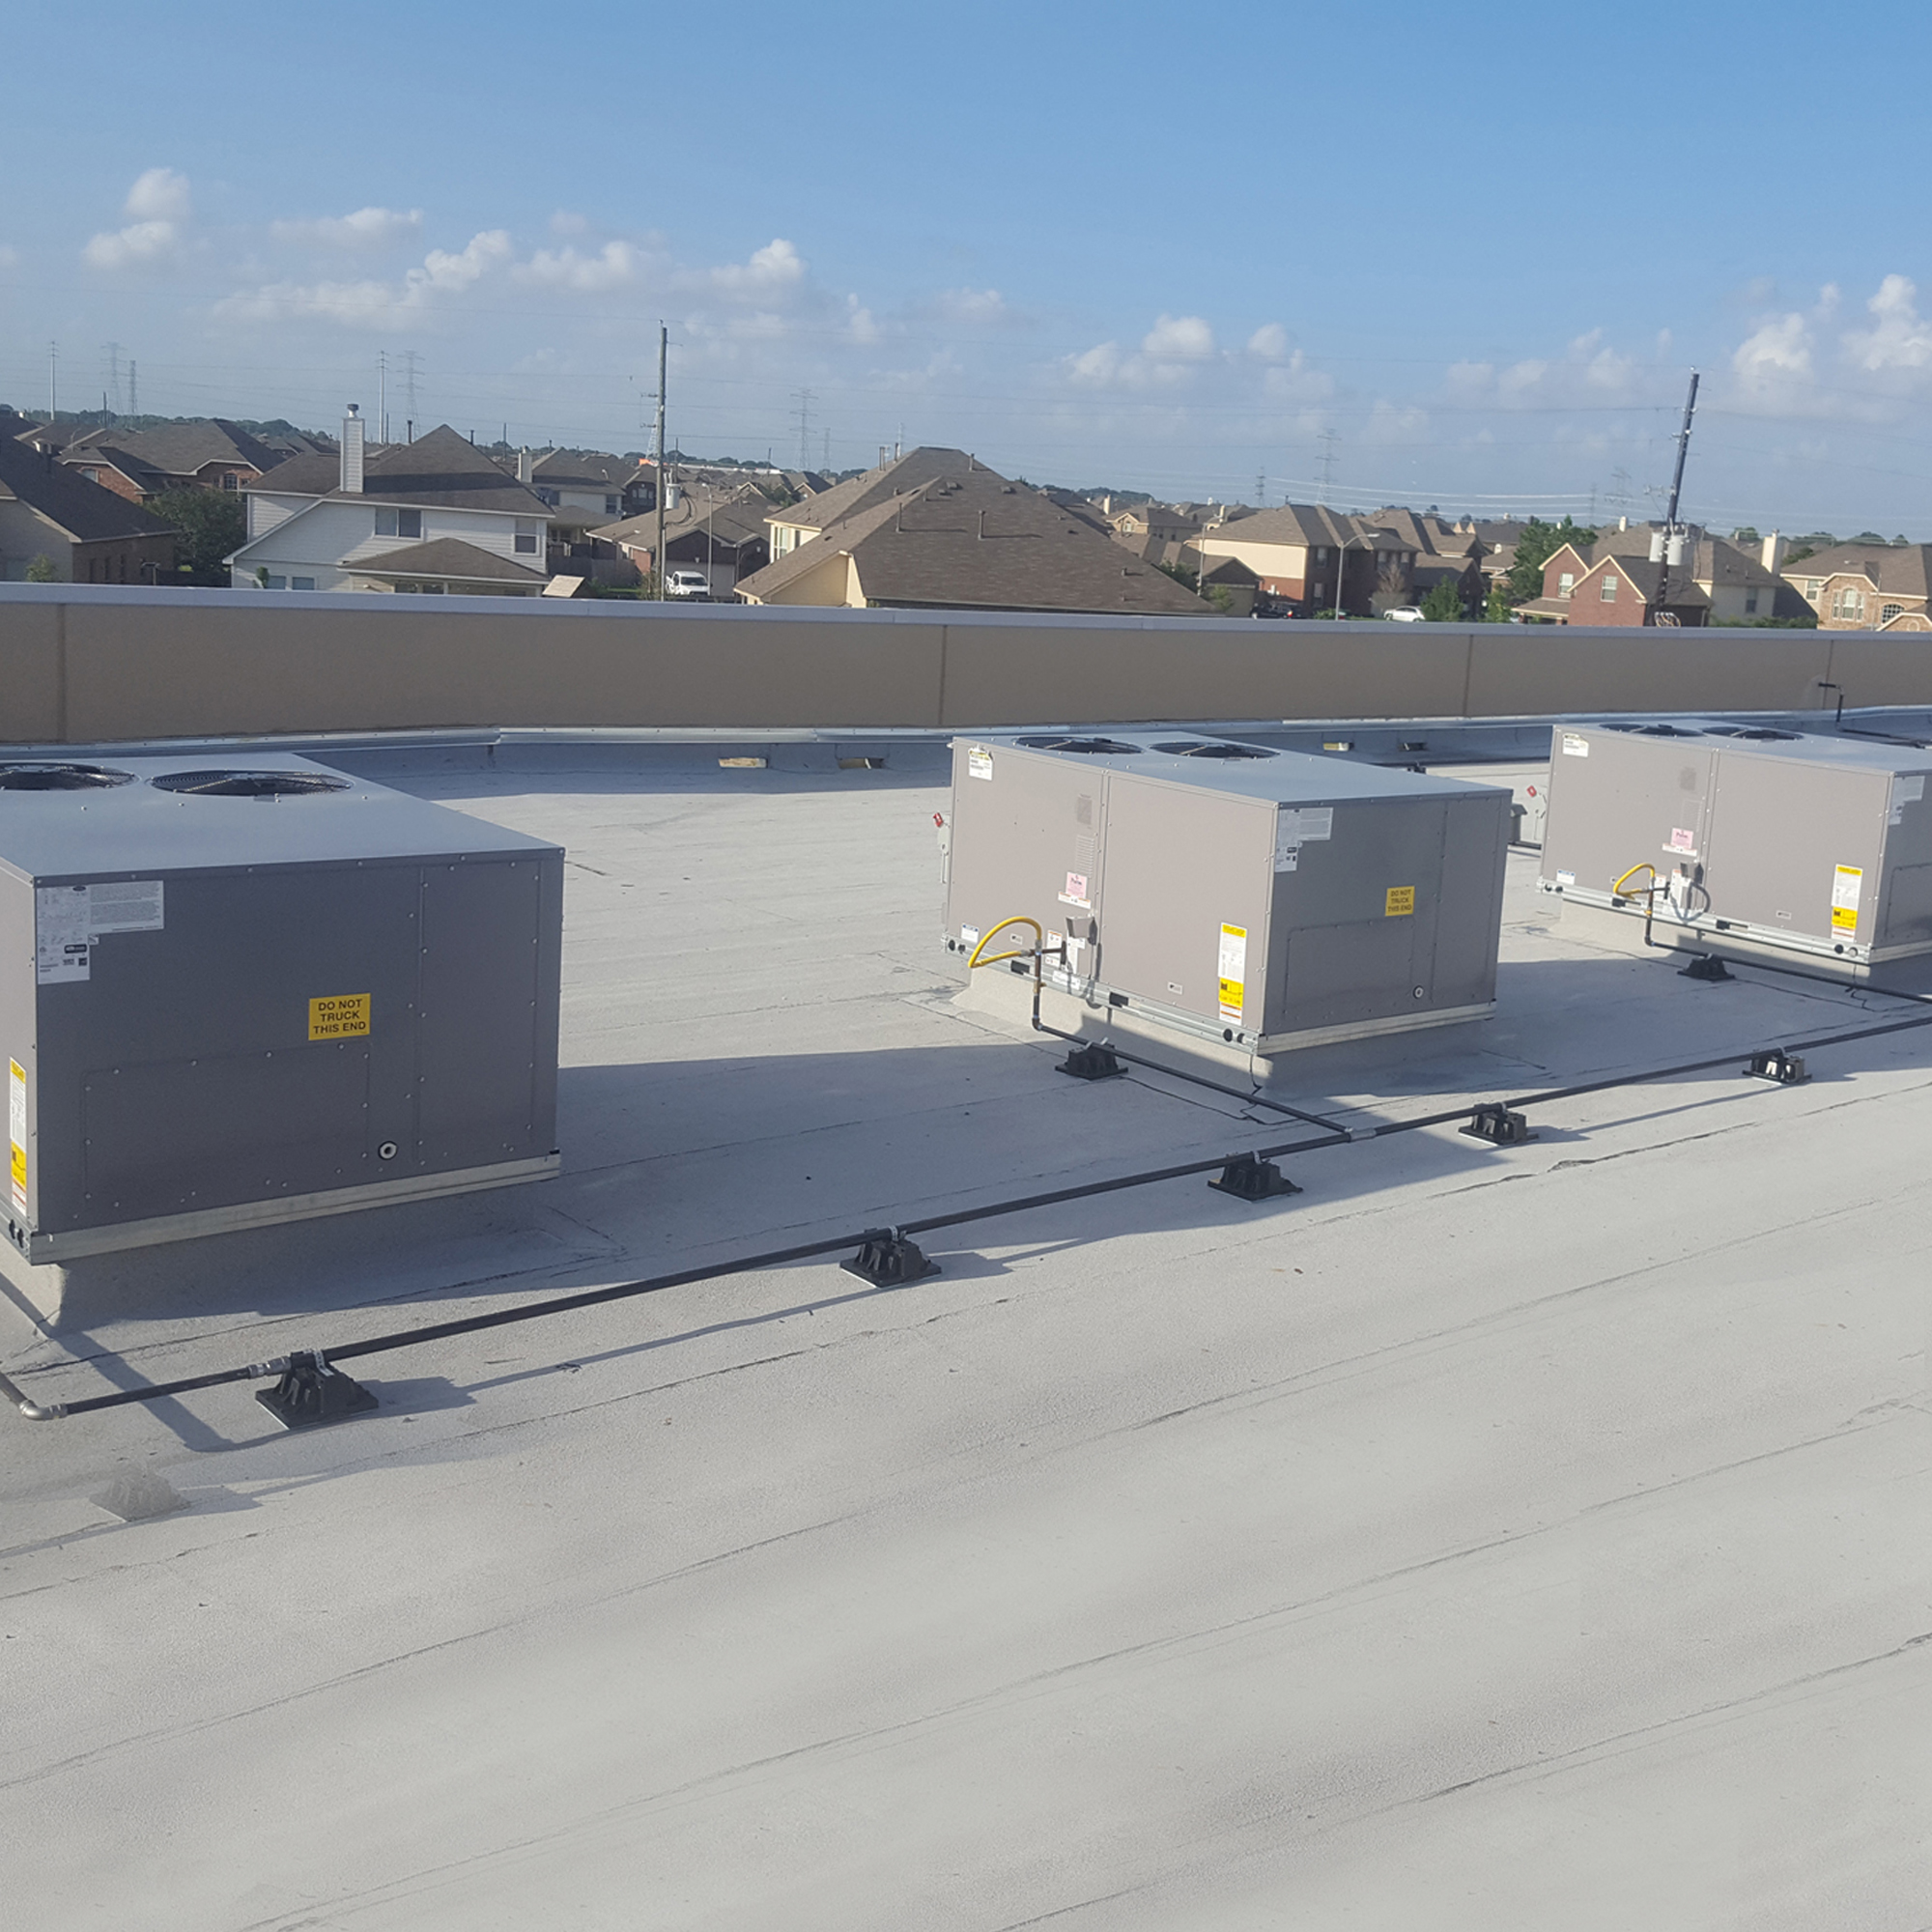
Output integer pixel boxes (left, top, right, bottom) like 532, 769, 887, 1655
0, 753, 562, 1264
944, 734, 1511, 1052
1539, 722, 1932, 975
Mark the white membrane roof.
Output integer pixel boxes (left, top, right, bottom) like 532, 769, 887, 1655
2, 734, 1928, 1927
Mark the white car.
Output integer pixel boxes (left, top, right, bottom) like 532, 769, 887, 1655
1382, 606, 1426, 622
665, 570, 712, 599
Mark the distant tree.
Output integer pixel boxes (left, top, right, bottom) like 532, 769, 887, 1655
148, 487, 247, 586
1504, 516, 1597, 606
1483, 582, 1513, 623
1784, 546, 1815, 568
1894, 534, 1912, 546
1420, 578, 1465, 621
24, 554, 56, 582
1155, 559, 1200, 591
1731, 526, 1760, 545
1853, 530, 1887, 544
1207, 584, 1236, 614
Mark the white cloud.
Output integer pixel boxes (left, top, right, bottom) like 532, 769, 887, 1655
1263, 350, 1331, 403
550, 210, 588, 236
1732, 311, 1813, 389
1843, 273, 1932, 372
1066, 341, 1123, 386
1247, 323, 1290, 360
126, 167, 190, 223
1142, 313, 1213, 360
933, 287, 1010, 325
1499, 358, 1547, 394
845, 295, 880, 344
0, 244, 18, 270
215, 228, 512, 328
700, 238, 806, 298
84, 166, 192, 270
515, 240, 642, 292
1584, 344, 1635, 390
1364, 400, 1428, 443
270, 207, 424, 250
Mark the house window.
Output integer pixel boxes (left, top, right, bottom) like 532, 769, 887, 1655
375, 507, 423, 539
537, 487, 559, 507
1833, 588, 1864, 619
605, 495, 619, 515
421, 582, 445, 594
292, 576, 316, 591
1310, 582, 1326, 601
1805, 580, 1822, 600
265, 574, 287, 589
221, 473, 239, 491
1883, 603, 1903, 624
1558, 572, 1575, 599
79, 468, 99, 482
1600, 574, 1619, 601
1314, 546, 1330, 563
514, 519, 540, 554
1745, 588, 1759, 613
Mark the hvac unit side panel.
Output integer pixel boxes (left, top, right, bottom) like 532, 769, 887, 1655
1266, 799, 1447, 1032
944, 743, 1102, 952
1429, 793, 1510, 1008
1872, 768, 1932, 947
1704, 755, 1888, 947
414, 858, 554, 1174
1097, 778, 1273, 1034
1541, 733, 1718, 895
0, 869, 36, 1229
34, 864, 423, 1236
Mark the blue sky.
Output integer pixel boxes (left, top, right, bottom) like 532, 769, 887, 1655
4, 0, 1929, 533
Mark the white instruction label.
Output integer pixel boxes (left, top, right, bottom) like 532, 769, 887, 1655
86, 879, 164, 933
966, 746, 993, 781
35, 888, 91, 983
1059, 870, 1091, 909
1274, 805, 1332, 869
1561, 732, 1590, 757
1217, 923, 1247, 1022
8, 1058, 24, 1212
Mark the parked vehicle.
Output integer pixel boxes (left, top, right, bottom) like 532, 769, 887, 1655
666, 570, 712, 599
1383, 606, 1425, 622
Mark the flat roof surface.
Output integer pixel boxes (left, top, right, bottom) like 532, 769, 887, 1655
0, 753, 556, 878
4, 734, 1929, 1928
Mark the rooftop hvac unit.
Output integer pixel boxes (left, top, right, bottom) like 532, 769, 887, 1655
943, 734, 1511, 1051
1538, 722, 1932, 973
0, 754, 562, 1264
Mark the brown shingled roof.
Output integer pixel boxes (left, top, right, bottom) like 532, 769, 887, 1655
244, 425, 551, 516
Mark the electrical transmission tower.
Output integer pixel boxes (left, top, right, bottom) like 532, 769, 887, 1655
792, 388, 814, 471
102, 343, 123, 415
1317, 430, 1339, 505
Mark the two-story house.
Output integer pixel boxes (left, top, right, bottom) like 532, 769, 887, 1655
227, 412, 552, 594
0, 410, 179, 582
1781, 543, 1932, 630
59, 418, 294, 500
1190, 503, 1417, 616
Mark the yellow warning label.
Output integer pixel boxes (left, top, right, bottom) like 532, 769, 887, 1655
1217, 923, 1247, 1021
309, 993, 371, 1040
1830, 865, 1862, 933
1385, 885, 1416, 917
8, 1057, 24, 1211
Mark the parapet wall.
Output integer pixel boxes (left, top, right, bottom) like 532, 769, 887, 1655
0, 585, 1920, 742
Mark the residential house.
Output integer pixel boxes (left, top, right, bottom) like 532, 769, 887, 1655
1520, 528, 1783, 625
735, 462, 1210, 615
1367, 507, 1485, 614
0, 411, 178, 582
59, 417, 293, 498
226, 413, 551, 594
1190, 503, 1418, 616
591, 480, 773, 595
764, 447, 980, 564
507, 447, 654, 530
1520, 550, 1710, 626
1781, 542, 1932, 630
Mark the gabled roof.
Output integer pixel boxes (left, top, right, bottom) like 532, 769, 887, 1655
1582, 554, 1711, 608
64, 417, 286, 478
0, 412, 179, 543
1781, 542, 1931, 600
521, 448, 642, 492
769, 447, 976, 533
350, 537, 549, 584
244, 425, 552, 516
737, 468, 1210, 616
593, 483, 771, 552
1195, 502, 1418, 554
61, 443, 170, 494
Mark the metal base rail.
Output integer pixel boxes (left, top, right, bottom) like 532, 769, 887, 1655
8, 969, 1932, 1427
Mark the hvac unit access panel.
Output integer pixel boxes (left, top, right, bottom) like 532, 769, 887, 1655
945, 735, 1509, 1051
0, 755, 563, 1263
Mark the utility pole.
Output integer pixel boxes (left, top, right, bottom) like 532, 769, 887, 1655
102, 343, 123, 416
654, 322, 668, 601
128, 360, 138, 415
378, 351, 389, 445
1650, 370, 1700, 629
46, 341, 57, 425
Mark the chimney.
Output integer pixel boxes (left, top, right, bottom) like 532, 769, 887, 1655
341, 405, 365, 494
517, 447, 533, 485
1761, 529, 1788, 573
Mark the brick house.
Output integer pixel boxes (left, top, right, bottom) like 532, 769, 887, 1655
0, 411, 178, 582
1190, 503, 1417, 616
1781, 543, 1932, 630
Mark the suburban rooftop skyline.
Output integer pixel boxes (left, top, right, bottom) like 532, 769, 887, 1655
4, 1, 1931, 533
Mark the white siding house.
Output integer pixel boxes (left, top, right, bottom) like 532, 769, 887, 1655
229, 415, 552, 595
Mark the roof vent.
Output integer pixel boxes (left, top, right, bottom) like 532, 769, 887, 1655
1605, 724, 1702, 738
1012, 735, 1144, 755
0, 763, 135, 791
1703, 726, 1800, 742
1149, 740, 1278, 760
150, 770, 353, 799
